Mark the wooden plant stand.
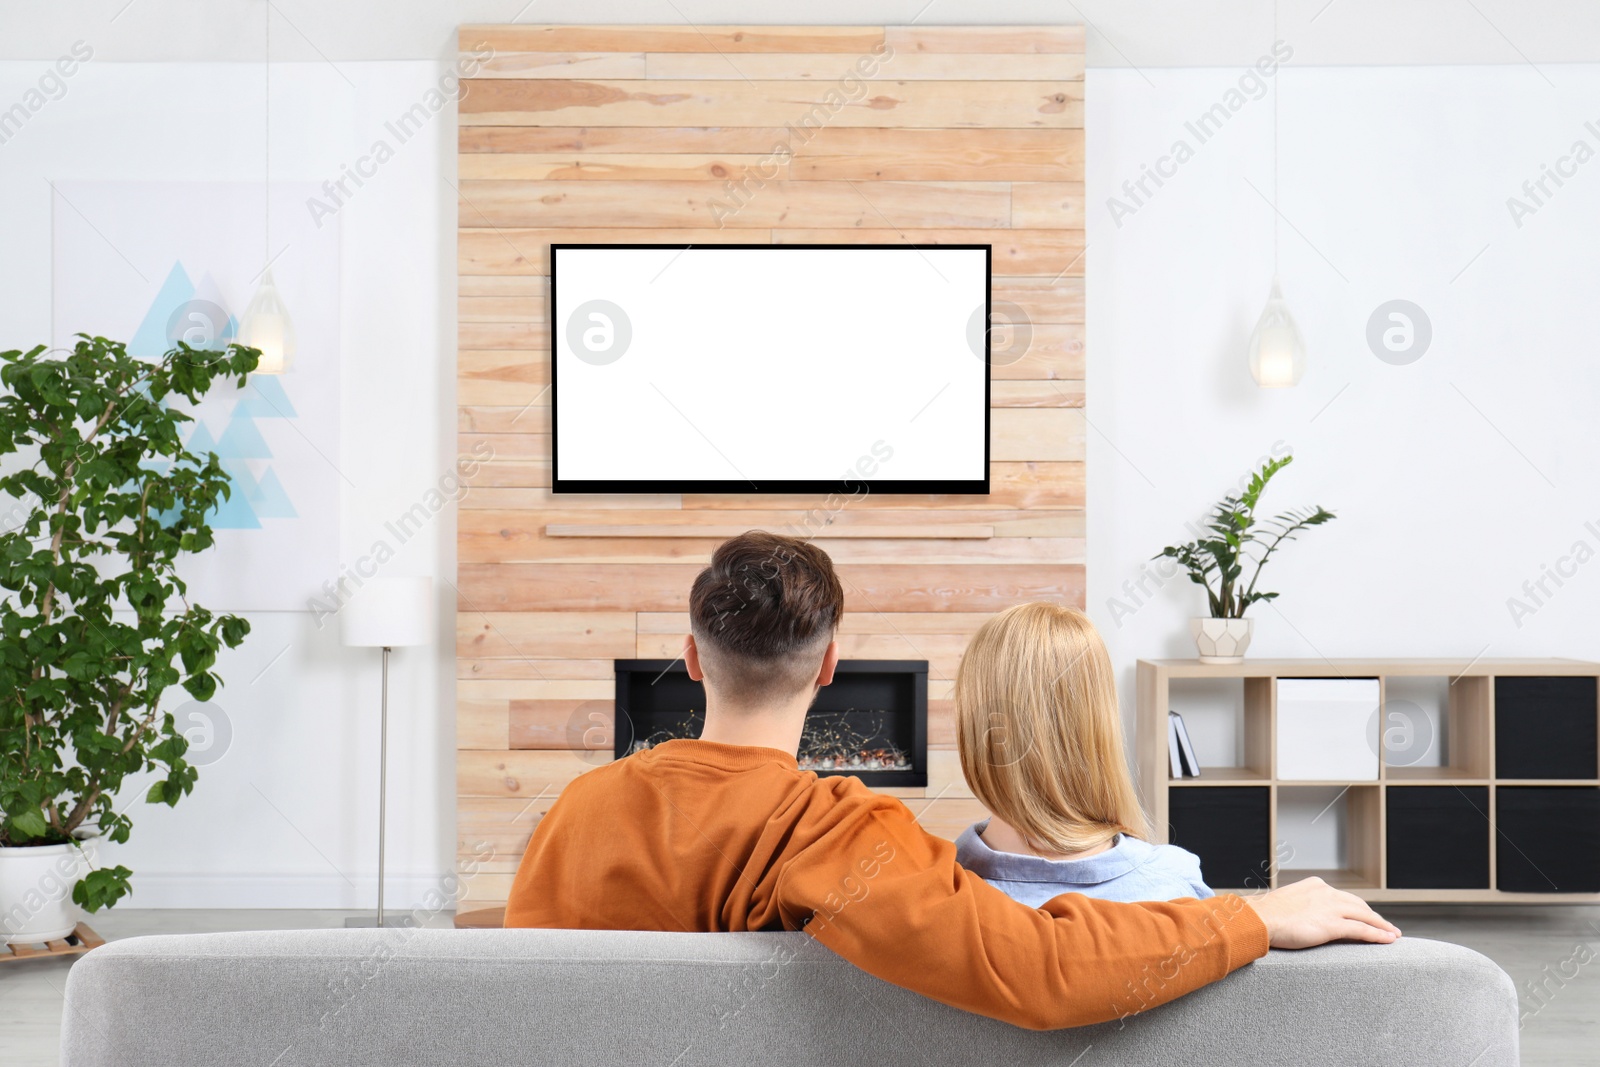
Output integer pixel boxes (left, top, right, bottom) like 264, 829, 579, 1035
1, 922, 104, 963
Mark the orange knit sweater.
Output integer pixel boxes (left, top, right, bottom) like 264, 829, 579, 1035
504, 739, 1270, 1030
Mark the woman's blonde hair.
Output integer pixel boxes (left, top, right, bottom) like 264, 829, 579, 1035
955, 602, 1149, 855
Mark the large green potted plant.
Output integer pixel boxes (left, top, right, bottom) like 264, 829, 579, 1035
0, 336, 255, 943
1154, 455, 1335, 663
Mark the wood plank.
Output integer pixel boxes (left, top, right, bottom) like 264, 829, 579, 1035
459, 459, 551, 489
459, 380, 548, 407
460, 322, 548, 350
459, 796, 548, 853
471, 52, 647, 79
459, 348, 546, 386
645, 52, 1083, 81
458, 612, 636, 659
681, 461, 1085, 510
458, 749, 604, 798
926, 749, 974, 797
1011, 181, 1089, 228
992, 408, 1085, 462
792, 128, 1083, 181
459, 489, 684, 510
542, 523, 995, 539
637, 612, 1000, 635
884, 26, 1086, 54
458, 697, 511, 750
636, 631, 972, 675
459, 153, 777, 181
460, 527, 1083, 565
461, 126, 815, 154
455, 872, 515, 906
991, 276, 1084, 323
459, 274, 548, 297
459, 677, 613, 702
458, 79, 1083, 129
460, 126, 1077, 169
461, 505, 1082, 536
459, 180, 1011, 229
770, 228, 1084, 276
458, 563, 1085, 612
928, 699, 956, 748
459, 294, 545, 323
460, 228, 767, 275
461, 26, 887, 55
990, 325, 1085, 380
993, 380, 1084, 407
511, 699, 616, 751
460, 433, 548, 462
462, 659, 617, 680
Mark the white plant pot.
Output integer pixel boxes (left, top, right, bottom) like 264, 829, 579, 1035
0, 842, 87, 945
1190, 617, 1254, 664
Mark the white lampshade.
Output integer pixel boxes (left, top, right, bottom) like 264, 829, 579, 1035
341, 577, 434, 648
238, 268, 296, 375
1247, 278, 1307, 388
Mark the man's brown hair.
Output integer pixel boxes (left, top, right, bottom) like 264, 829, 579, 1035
689, 531, 844, 705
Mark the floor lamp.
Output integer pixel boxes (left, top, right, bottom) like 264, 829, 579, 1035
341, 576, 433, 928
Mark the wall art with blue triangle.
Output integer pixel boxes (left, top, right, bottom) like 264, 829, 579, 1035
52, 180, 341, 612
131, 261, 299, 531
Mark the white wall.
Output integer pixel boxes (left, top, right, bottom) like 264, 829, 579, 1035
0, 59, 457, 906
7, 18, 1600, 907
1087, 64, 1600, 756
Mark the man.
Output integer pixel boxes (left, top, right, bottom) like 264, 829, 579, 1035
506, 532, 1398, 1030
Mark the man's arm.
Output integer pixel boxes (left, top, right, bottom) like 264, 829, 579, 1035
775, 788, 1395, 1031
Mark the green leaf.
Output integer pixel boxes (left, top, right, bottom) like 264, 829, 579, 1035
7, 808, 50, 841
72, 865, 134, 912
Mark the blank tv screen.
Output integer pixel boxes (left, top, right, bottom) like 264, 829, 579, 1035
550, 244, 990, 494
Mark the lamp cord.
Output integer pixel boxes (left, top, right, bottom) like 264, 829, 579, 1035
1272, 0, 1280, 276
264, 0, 271, 272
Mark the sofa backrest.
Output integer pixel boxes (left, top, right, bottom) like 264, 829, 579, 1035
59, 928, 1518, 1067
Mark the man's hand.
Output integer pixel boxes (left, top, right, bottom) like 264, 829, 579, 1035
1245, 875, 1401, 949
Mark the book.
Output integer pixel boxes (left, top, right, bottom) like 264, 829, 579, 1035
1169, 711, 1201, 778
1168, 713, 1186, 778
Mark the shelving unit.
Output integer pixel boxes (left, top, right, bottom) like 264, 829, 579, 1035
1137, 658, 1600, 903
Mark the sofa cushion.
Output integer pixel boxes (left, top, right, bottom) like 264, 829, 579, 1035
59, 928, 1517, 1066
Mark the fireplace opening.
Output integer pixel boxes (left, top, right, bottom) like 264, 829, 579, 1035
613, 659, 929, 788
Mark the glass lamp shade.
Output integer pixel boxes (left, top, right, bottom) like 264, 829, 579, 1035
1247, 280, 1306, 388
341, 577, 434, 648
238, 268, 296, 375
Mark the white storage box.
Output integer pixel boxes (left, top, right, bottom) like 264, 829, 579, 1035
1276, 678, 1380, 781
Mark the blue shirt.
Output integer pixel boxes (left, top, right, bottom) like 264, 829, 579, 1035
954, 820, 1214, 906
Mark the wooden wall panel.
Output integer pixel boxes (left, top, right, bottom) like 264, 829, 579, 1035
456, 24, 1085, 907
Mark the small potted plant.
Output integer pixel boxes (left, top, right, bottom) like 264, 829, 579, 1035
1154, 455, 1334, 663
0, 336, 255, 943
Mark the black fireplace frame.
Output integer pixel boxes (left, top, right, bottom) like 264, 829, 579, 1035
613, 658, 929, 788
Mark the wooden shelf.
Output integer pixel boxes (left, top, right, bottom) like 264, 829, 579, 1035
1278, 868, 1381, 892
1142, 657, 1599, 679
1495, 779, 1600, 786
1385, 765, 1489, 783
1168, 767, 1269, 785
1139, 657, 1600, 904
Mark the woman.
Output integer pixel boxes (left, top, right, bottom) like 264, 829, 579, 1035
954, 602, 1212, 905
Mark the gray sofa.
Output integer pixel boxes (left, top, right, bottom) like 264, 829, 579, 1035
60, 928, 1518, 1066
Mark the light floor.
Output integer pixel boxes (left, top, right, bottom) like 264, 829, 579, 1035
2, 905, 1597, 1065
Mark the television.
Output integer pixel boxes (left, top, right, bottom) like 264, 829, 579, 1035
549, 243, 990, 495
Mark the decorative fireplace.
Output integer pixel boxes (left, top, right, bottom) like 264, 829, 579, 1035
613, 659, 928, 788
